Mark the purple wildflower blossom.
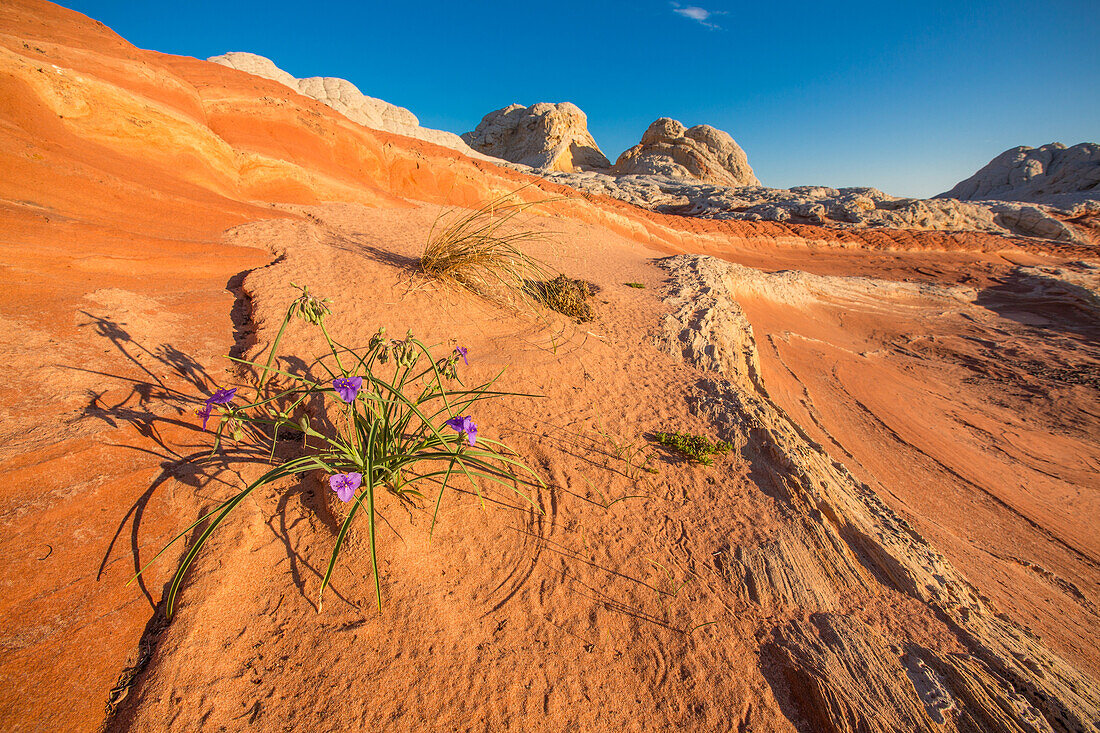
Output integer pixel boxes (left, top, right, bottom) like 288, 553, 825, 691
455, 346, 468, 365
208, 388, 237, 404
329, 472, 363, 502
200, 387, 237, 430
444, 415, 478, 446
199, 403, 214, 430
332, 376, 363, 403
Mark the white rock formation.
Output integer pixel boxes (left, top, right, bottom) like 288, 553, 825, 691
207, 52, 484, 158
612, 118, 760, 187
530, 169, 1097, 245
460, 103, 611, 172
937, 143, 1100, 205
295, 76, 418, 131
204, 56, 1094, 246
208, 52, 299, 88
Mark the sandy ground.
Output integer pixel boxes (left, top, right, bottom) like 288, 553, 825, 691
101, 203, 1097, 731
0, 2, 1097, 731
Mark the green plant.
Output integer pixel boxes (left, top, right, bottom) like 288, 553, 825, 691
136, 285, 542, 615
595, 424, 659, 480
624, 282, 645, 289
653, 431, 731, 466
420, 188, 555, 305
648, 559, 689, 597
527, 275, 597, 322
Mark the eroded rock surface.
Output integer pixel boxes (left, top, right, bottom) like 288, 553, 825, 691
938, 143, 1100, 206
4, 2, 1100, 731
460, 102, 611, 172
533, 170, 1099, 245
612, 117, 759, 187
660, 254, 1100, 733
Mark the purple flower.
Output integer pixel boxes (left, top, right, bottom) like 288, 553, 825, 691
444, 415, 478, 446
200, 387, 237, 430
208, 388, 237, 405
329, 472, 363, 502
332, 376, 363, 403
199, 403, 215, 430
455, 346, 468, 365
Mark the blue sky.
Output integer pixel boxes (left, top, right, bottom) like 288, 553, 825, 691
65, 0, 1099, 197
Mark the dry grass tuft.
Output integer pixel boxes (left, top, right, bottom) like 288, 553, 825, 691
526, 275, 597, 322
419, 189, 556, 305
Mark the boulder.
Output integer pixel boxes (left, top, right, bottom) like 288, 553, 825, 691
937, 143, 1100, 205
461, 102, 611, 172
207, 52, 482, 157
612, 117, 760, 187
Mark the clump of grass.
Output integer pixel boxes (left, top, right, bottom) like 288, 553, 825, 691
653, 431, 731, 466
625, 282, 646, 289
595, 424, 659, 480
420, 188, 554, 305
527, 274, 597, 322
135, 285, 542, 615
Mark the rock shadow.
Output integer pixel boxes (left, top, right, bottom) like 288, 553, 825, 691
975, 268, 1100, 342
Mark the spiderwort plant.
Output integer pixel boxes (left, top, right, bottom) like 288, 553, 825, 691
332, 376, 362, 403
329, 472, 362, 502
444, 415, 478, 446
198, 387, 237, 430
135, 285, 542, 616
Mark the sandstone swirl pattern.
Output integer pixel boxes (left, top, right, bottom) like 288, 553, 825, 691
660, 255, 1100, 733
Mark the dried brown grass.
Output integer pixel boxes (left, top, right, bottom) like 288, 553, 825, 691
419, 189, 555, 306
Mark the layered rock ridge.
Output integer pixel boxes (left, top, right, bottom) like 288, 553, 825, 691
660, 255, 1100, 733
537, 171, 1097, 246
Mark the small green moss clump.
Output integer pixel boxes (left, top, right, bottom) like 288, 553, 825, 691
528, 274, 596, 322
625, 282, 645, 289
653, 431, 731, 465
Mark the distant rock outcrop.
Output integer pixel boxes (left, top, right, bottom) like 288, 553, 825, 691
937, 143, 1100, 205
460, 103, 611, 172
533, 171, 1097, 245
612, 118, 760, 187
207, 52, 481, 157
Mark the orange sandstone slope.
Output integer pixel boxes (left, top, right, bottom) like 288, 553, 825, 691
1, 1, 1099, 732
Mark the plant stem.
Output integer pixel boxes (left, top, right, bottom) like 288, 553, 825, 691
259, 303, 296, 389
319, 321, 346, 375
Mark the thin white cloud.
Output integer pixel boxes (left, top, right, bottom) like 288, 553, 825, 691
670, 3, 723, 29
675, 6, 709, 21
